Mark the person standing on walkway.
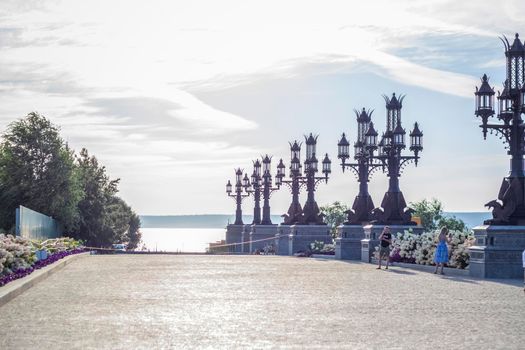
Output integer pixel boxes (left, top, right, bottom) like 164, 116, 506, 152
434, 227, 451, 275
377, 226, 392, 270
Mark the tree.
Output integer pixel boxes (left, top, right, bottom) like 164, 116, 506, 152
104, 196, 142, 249
74, 148, 141, 248
127, 212, 142, 250
410, 198, 467, 232
320, 201, 350, 238
75, 148, 119, 246
0, 112, 82, 232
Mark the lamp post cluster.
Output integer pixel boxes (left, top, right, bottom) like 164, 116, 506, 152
280, 133, 332, 225
226, 168, 250, 225
260, 155, 282, 224
337, 108, 381, 224
474, 33, 525, 225
338, 94, 423, 225
226, 156, 283, 225
244, 160, 262, 224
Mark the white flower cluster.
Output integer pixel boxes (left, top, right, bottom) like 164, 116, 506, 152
448, 231, 475, 269
34, 237, 80, 253
414, 232, 436, 265
0, 234, 35, 274
389, 230, 475, 269
0, 234, 82, 276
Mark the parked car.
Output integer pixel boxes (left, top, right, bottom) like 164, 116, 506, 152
112, 243, 127, 252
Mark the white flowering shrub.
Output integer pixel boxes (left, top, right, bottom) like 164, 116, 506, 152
388, 230, 474, 269
0, 234, 34, 274
448, 231, 475, 269
309, 241, 335, 254
0, 234, 82, 276
414, 232, 436, 265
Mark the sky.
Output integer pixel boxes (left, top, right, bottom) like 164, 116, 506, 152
0, 0, 524, 215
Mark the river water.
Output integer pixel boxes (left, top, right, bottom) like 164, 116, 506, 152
140, 228, 225, 253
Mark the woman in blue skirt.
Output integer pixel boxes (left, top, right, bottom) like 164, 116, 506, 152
434, 227, 451, 275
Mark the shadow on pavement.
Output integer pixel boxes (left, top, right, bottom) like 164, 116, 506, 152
437, 275, 479, 284
386, 268, 417, 275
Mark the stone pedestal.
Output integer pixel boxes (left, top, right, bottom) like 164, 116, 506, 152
226, 224, 249, 253
288, 225, 332, 255
249, 224, 278, 253
276, 225, 292, 255
360, 224, 424, 262
240, 224, 251, 253
469, 225, 525, 279
335, 225, 365, 260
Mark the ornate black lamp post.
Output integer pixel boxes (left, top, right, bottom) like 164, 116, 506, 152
280, 134, 331, 224
338, 108, 382, 224
225, 168, 250, 225
475, 33, 525, 225
278, 141, 302, 224
260, 155, 282, 224
244, 160, 262, 224
367, 93, 423, 225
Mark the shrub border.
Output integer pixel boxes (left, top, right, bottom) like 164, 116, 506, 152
0, 252, 89, 308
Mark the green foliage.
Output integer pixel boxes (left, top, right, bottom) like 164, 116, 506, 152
0, 112, 83, 232
410, 198, 467, 232
75, 148, 118, 246
438, 215, 466, 232
0, 113, 141, 248
75, 148, 141, 247
320, 201, 350, 238
127, 212, 142, 250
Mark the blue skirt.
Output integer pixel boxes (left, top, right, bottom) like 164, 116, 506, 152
434, 242, 449, 263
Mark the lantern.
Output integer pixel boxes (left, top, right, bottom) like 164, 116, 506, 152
364, 122, 378, 149
338, 133, 350, 160
475, 74, 495, 117
322, 153, 331, 175
262, 155, 271, 174
393, 122, 406, 147
305, 133, 318, 160
409, 122, 423, 152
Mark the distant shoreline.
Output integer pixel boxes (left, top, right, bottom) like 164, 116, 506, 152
140, 212, 491, 229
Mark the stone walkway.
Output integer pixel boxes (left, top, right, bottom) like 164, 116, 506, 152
0, 255, 523, 349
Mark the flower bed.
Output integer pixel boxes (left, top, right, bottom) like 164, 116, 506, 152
0, 235, 84, 287
383, 230, 474, 269
310, 241, 335, 255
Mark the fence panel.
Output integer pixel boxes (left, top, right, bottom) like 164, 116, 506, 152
15, 205, 62, 239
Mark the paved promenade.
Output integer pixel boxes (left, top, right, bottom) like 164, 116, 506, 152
0, 255, 524, 349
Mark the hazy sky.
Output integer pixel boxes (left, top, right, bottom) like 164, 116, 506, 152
1, 0, 524, 215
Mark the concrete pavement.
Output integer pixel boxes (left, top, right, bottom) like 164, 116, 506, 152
0, 255, 523, 349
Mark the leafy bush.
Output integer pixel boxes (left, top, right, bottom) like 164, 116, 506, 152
410, 198, 467, 232
0, 234, 83, 282
320, 201, 350, 238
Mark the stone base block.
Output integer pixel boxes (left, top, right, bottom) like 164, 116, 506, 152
469, 225, 525, 279
289, 225, 332, 255
276, 225, 292, 256
361, 224, 424, 262
226, 224, 249, 253
335, 225, 365, 260
249, 224, 278, 253
240, 224, 251, 253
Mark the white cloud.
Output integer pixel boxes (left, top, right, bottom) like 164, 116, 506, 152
0, 0, 520, 213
